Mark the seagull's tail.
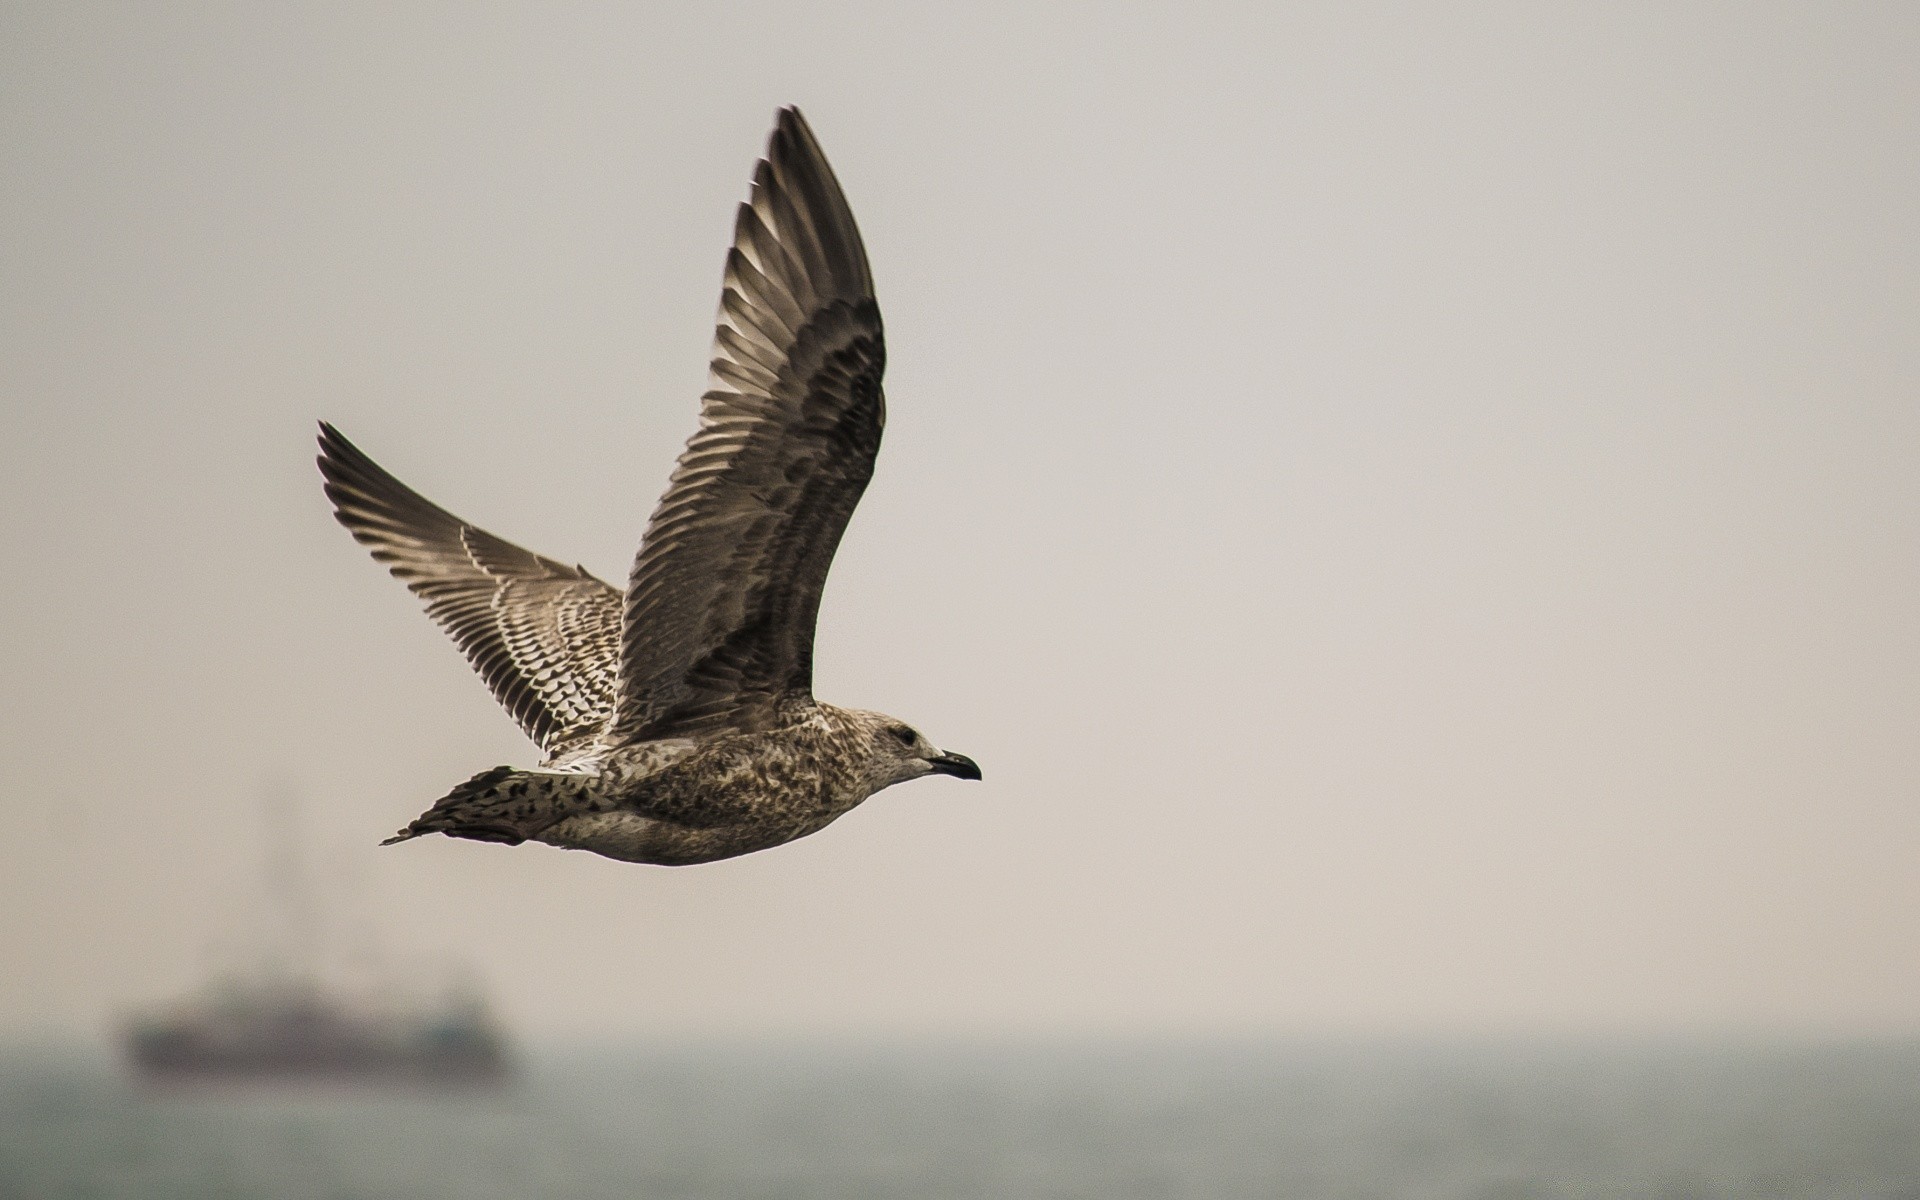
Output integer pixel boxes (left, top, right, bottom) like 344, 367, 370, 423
382, 766, 589, 847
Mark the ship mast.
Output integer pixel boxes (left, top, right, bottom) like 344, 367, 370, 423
261, 783, 320, 989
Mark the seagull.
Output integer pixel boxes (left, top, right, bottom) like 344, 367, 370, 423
317, 108, 979, 866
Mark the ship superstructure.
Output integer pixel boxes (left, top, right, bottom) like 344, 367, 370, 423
123, 790, 510, 1087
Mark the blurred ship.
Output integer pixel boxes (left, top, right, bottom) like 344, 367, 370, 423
125, 976, 509, 1087
123, 789, 511, 1088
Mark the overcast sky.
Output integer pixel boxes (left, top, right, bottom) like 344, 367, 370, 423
3, 1, 1916, 1043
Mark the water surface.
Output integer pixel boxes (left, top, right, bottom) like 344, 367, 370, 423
5, 1039, 1918, 1199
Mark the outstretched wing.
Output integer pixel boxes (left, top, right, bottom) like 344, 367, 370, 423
317, 422, 623, 756
613, 107, 886, 739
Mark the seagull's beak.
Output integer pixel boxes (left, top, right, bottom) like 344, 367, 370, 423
928, 751, 982, 781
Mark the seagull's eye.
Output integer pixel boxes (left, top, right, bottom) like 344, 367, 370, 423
888, 725, 917, 747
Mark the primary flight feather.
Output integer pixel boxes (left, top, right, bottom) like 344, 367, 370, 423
318, 107, 979, 866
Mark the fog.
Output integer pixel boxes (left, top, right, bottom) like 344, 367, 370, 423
3, 1, 1916, 1041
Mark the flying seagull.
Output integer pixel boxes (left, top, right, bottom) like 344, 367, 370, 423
317, 107, 979, 866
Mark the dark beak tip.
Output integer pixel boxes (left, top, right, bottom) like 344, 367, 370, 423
934, 752, 982, 781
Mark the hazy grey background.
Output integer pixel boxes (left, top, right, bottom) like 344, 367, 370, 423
2, 2, 1915, 1043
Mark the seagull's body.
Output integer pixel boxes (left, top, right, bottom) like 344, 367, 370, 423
317, 109, 978, 865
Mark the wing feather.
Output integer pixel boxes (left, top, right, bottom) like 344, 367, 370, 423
316, 422, 623, 755
613, 108, 885, 738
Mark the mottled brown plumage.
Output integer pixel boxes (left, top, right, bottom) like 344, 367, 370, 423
316, 423, 623, 757
319, 108, 978, 865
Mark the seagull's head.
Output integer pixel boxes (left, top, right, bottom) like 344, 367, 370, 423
844, 708, 981, 794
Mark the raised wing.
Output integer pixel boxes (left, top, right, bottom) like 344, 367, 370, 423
614, 107, 885, 739
317, 422, 623, 756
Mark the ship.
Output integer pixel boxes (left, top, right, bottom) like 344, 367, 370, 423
123, 790, 512, 1087
125, 976, 510, 1087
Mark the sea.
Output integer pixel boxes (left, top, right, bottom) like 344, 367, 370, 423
4, 1038, 1918, 1199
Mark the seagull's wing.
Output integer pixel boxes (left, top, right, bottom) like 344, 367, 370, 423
318, 422, 623, 756
614, 107, 884, 739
